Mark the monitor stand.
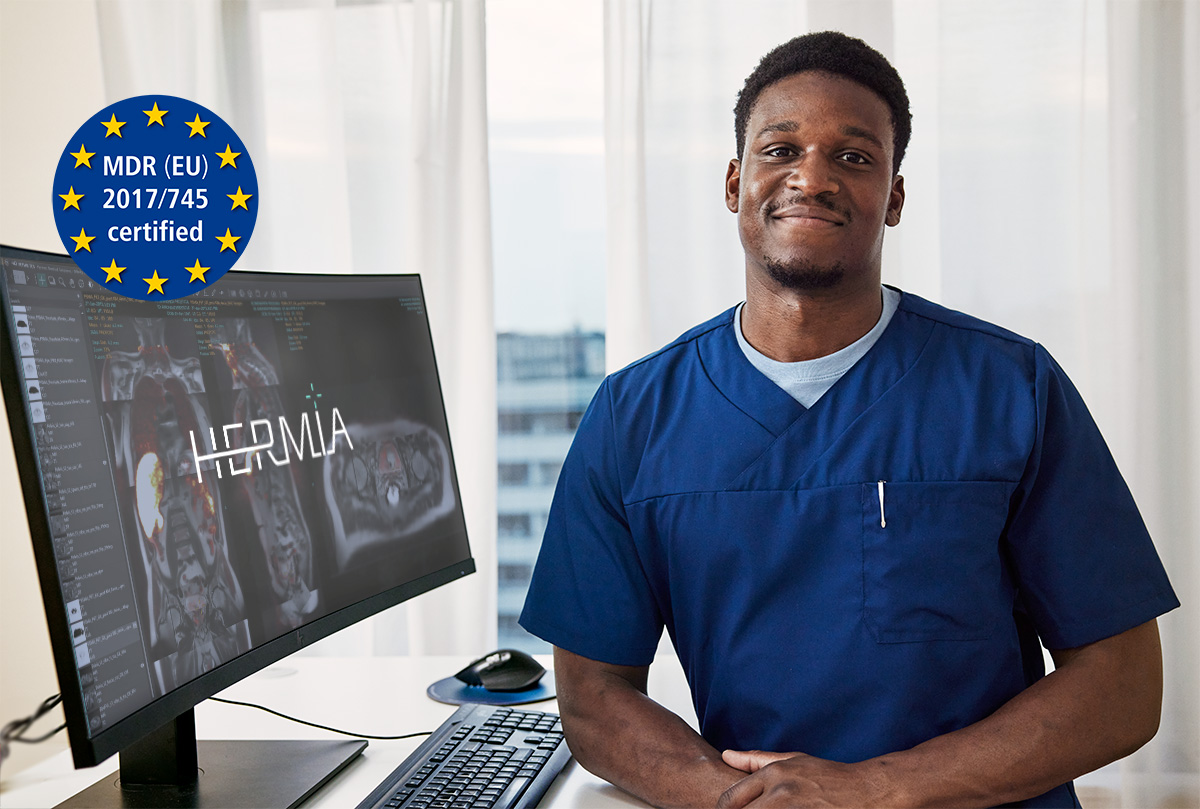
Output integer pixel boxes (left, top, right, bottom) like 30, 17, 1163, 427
54, 709, 367, 809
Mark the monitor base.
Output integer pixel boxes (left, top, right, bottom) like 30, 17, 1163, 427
54, 739, 368, 809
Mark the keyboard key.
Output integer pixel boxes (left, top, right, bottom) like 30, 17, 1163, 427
492, 776, 533, 809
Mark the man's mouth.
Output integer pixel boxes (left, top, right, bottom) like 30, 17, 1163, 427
768, 204, 846, 227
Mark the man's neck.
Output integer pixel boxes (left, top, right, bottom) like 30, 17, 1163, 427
741, 273, 885, 363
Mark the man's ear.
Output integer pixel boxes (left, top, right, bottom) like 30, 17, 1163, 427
886, 174, 905, 227
725, 159, 741, 213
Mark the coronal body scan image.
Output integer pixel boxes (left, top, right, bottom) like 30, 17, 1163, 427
208, 317, 320, 633
101, 318, 252, 694
324, 419, 456, 570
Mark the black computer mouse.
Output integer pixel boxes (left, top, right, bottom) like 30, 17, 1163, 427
454, 649, 546, 693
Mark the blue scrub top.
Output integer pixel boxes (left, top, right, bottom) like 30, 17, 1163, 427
520, 291, 1179, 809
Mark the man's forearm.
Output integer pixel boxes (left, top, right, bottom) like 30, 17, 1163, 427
717, 621, 1164, 808
555, 647, 744, 808
870, 620, 1164, 807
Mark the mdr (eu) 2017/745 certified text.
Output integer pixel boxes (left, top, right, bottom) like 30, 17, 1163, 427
52, 95, 257, 301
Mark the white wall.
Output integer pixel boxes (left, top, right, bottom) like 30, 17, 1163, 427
0, 0, 106, 777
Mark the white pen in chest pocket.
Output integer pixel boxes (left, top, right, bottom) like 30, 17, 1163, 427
877, 480, 886, 528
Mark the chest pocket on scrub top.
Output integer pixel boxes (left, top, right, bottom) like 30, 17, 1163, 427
861, 480, 1012, 643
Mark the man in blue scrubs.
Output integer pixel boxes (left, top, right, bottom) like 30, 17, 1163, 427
520, 32, 1178, 808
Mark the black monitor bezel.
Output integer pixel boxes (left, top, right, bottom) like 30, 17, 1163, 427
0, 244, 476, 768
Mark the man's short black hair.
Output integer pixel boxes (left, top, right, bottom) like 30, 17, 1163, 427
734, 31, 912, 173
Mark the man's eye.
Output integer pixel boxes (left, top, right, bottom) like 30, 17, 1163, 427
764, 146, 795, 158
839, 152, 869, 164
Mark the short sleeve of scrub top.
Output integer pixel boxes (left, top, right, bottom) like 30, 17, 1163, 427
1000, 344, 1178, 650
520, 376, 664, 666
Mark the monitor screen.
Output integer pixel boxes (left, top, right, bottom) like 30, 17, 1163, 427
0, 245, 474, 796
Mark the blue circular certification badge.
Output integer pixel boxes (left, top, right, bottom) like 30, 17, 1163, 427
52, 95, 257, 301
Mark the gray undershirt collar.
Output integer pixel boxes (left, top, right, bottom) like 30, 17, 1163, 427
735, 286, 901, 408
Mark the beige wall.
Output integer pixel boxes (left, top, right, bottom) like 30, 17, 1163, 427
0, 0, 106, 777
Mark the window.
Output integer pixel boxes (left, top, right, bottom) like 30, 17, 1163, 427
498, 513, 532, 538
499, 564, 534, 584
498, 463, 530, 485
489, 0, 605, 653
537, 461, 562, 486
498, 412, 533, 434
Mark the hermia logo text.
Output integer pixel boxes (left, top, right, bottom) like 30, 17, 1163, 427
189, 407, 354, 481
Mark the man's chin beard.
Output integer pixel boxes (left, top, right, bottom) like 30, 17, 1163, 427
764, 258, 846, 291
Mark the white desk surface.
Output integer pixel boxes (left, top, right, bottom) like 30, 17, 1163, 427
0, 654, 696, 808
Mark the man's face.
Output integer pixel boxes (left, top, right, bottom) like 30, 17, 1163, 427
726, 71, 904, 292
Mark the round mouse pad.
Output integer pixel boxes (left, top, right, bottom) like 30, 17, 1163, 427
427, 671, 556, 706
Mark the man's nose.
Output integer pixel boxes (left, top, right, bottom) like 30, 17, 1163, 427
786, 153, 840, 196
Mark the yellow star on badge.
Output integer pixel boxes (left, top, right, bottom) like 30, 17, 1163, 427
216, 144, 241, 168
71, 228, 95, 253
101, 259, 126, 283
227, 187, 252, 211
144, 270, 167, 295
102, 114, 126, 138
144, 102, 168, 126
185, 259, 210, 283
70, 144, 96, 169
185, 114, 211, 138
216, 228, 241, 253
59, 187, 84, 211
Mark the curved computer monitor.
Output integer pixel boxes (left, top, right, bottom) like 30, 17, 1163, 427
0, 245, 475, 807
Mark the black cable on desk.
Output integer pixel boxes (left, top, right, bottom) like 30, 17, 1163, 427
209, 696, 434, 740
0, 690, 430, 780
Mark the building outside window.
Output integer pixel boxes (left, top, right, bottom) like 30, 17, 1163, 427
496, 332, 605, 651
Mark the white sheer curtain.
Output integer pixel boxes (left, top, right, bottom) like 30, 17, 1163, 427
94, 0, 496, 656
604, 1, 1198, 805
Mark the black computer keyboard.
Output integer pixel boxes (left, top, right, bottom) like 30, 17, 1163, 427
355, 704, 572, 809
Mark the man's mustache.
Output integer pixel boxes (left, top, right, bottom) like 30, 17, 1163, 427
764, 194, 851, 222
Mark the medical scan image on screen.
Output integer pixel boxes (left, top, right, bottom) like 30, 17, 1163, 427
0, 255, 471, 738
100, 316, 253, 693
